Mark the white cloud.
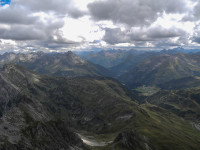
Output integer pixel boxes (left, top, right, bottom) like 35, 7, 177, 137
62, 16, 104, 43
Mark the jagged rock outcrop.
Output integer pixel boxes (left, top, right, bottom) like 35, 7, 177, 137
113, 131, 151, 150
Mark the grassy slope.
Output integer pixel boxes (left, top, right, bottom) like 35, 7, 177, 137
147, 88, 200, 122
91, 103, 200, 150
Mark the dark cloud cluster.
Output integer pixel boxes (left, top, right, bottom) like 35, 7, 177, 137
88, 0, 188, 27
14, 0, 86, 17
0, 7, 38, 25
103, 26, 186, 45
191, 1, 200, 20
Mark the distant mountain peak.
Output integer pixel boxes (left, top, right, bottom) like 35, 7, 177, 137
63, 51, 86, 65
66, 50, 74, 55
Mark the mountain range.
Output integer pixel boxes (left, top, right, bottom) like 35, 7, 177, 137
81, 49, 200, 83
0, 51, 199, 149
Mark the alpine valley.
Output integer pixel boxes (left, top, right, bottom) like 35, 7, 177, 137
0, 49, 199, 150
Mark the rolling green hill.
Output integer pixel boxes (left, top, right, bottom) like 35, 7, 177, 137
147, 88, 200, 122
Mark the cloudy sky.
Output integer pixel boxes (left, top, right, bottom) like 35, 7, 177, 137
0, 0, 200, 52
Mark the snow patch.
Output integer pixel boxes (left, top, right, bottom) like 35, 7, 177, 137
77, 133, 112, 147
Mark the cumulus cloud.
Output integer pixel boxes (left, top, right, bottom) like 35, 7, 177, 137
0, 0, 87, 51
87, 0, 199, 48
0, 0, 199, 52
0, 25, 46, 40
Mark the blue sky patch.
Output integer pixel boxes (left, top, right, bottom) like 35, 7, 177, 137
0, 0, 10, 6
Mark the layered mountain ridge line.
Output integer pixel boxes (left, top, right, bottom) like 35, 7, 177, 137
0, 51, 112, 78
118, 53, 200, 88
81, 50, 200, 90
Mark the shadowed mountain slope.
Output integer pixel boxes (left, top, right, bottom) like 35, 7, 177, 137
0, 68, 85, 149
